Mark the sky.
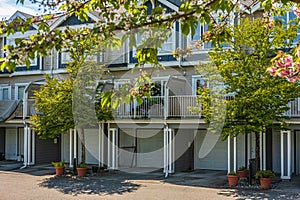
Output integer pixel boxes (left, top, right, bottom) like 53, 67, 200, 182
0, 0, 40, 19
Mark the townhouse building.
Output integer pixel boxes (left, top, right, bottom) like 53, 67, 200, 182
0, 0, 299, 179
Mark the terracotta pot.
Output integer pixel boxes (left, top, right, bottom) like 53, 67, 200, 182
237, 170, 248, 178
260, 178, 272, 189
228, 175, 239, 186
55, 167, 65, 176
77, 168, 87, 177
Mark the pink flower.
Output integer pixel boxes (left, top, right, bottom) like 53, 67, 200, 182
267, 66, 277, 76
296, 63, 300, 69
282, 56, 293, 68
287, 77, 297, 82
294, 6, 300, 17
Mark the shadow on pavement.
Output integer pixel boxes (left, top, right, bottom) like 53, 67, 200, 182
39, 174, 140, 196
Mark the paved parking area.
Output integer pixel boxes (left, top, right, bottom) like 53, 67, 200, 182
0, 162, 300, 199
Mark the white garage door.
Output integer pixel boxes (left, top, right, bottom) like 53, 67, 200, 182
137, 130, 163, 168
194, 130, 227, 170
84, 129, 99, 164
5, 128, 17, 160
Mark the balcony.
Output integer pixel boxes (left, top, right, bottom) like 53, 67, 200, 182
17, 96, 300, 120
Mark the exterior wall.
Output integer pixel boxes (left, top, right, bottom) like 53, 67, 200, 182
194, 130, 227, 170
272, 129, 281, 173
0, 128, 5, 160
5, 127, 17, 160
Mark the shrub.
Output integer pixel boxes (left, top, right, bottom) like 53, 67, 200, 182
255, 170, 275, 179
52, 161, 66, 168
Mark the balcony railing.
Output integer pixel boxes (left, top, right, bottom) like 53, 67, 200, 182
14, 96, 300, 119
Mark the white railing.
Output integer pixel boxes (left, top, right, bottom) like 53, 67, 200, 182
168, 95, 199, 117
285, 98, 300, 117
14, 96, 300, 119
114, 96, 165, 118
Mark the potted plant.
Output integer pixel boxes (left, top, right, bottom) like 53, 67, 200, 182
227, 171, 239, 186
77, 162, 87, 177
237, 166, 248, 179
255, 170, 275, 189
52, 161, 66, 176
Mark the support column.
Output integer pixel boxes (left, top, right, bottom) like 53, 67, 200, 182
233, 137, 237, 172
69, 129, 73, 167
164, 126, 175, 176
263, 132, 266, 170
74, 129, 77, 162
260, 132, 263, 170
98, 123, 101, 167
23, 126, 28, 165
31, 130, 35, 165
27, 127, 31, 165
228, 137, 231, 173
108, 128, 118, 170
281, 130, 292, 179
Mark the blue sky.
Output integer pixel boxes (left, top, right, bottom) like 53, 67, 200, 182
0, 0, 40, 19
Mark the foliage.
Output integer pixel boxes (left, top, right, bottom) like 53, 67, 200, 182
255, 170, 275, 179
228, 171, 237, 175
197, 18, 300, 139
238, 166, 247, 171
30, 75, 74, 138
52, 161, 66, 168
77, 162, 87, 168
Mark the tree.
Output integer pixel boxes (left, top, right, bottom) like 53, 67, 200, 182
31, 61, 113, 163
197, 18, 300, 172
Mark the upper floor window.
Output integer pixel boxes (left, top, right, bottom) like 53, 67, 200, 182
0, 85, 11, 100
274, 11, 300, 43
15, 84, 27, 100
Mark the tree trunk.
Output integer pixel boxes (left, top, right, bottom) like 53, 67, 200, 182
255, 132, 260, 172
79, 128, 86, 164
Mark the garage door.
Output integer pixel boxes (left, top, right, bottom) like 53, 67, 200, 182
5, 128, 17, 160
137, 130, 163, 168
194, 130, 227, 170
35, 136, 60, 164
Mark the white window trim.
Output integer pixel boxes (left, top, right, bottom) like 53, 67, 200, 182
0, 85, 12, 100
15, 83, 28, 100
192, 75, 209, 96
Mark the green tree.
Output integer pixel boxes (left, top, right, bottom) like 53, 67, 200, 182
197, 18, 300, 171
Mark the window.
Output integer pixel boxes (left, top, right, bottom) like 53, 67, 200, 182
192, 76, 209, 95
0, 86, 11, 100
15, 84, 27, 100
274, 11, 300, 44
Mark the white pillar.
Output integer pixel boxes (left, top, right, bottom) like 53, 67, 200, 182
23, 126, 28, 165
101, 123, 104, 167
108, 128, 118, 170
263, 132, 266, 170
98, 123, 101, 167
164, 127, 168, 174
233, 137, 237, 172
260, 132, 263, 170
69, 129, 73, 167
31, 130, 35, 165
281, 130, 292, 179
287, 131, 292, 178
74, 129, 77, 160
281, 131, 284, 179
227, 137, 231, 173
27, 127, 31, 165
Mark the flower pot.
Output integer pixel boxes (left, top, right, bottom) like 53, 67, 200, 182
237, 170, 248, 179
228, 175, 239, 186
55, 167, 65, 176
260, 177, 272, 189
77, 167, 87, 177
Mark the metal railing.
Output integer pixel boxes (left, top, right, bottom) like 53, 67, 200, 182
13, 96, 300, 119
